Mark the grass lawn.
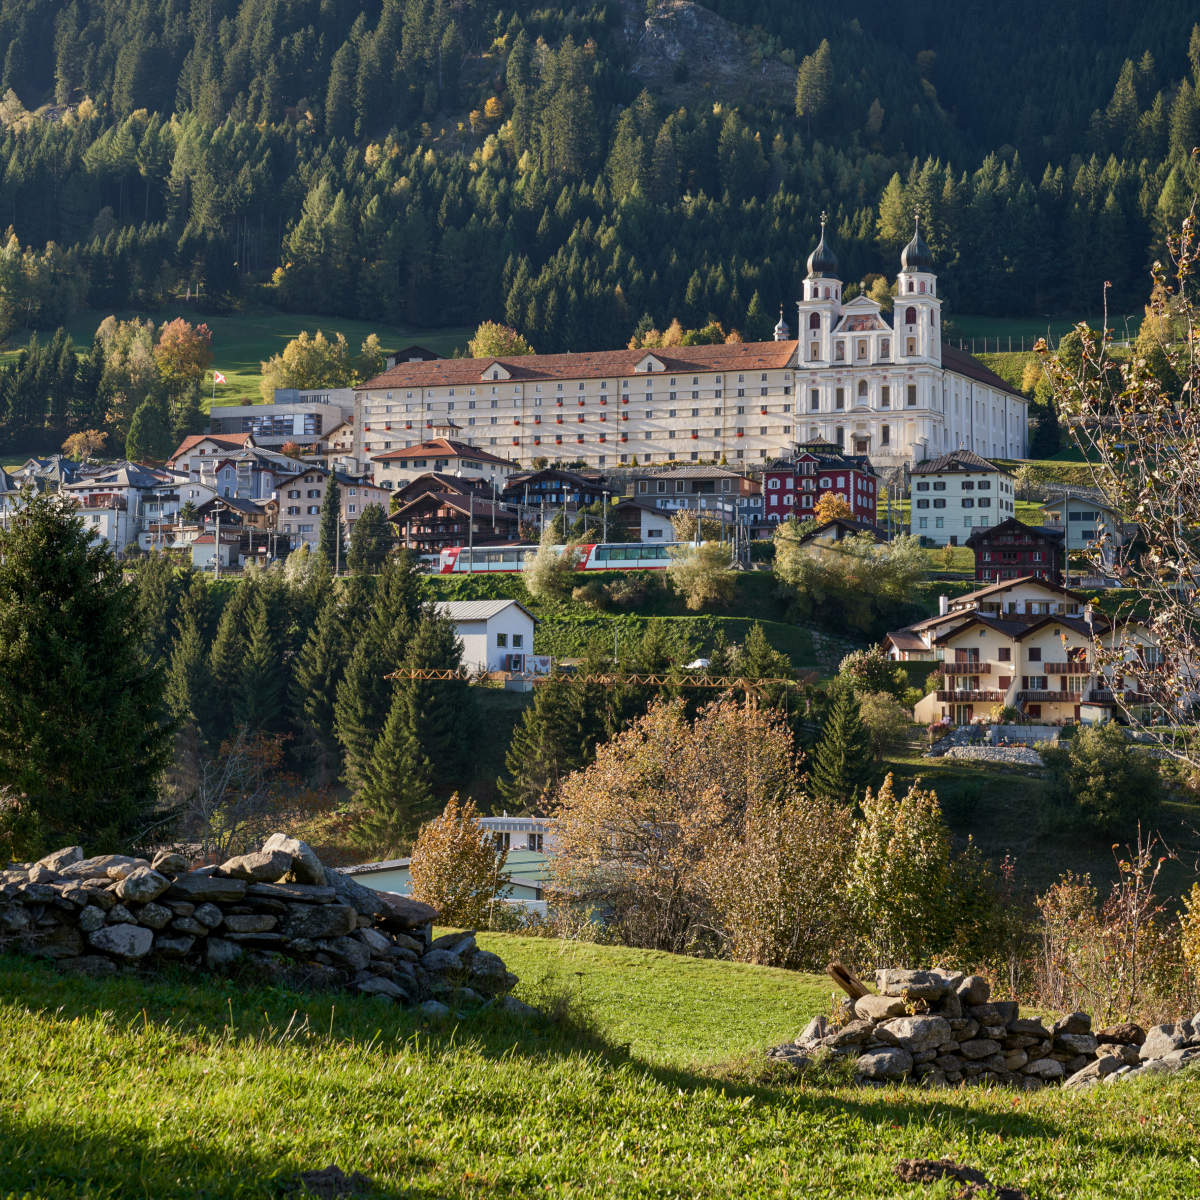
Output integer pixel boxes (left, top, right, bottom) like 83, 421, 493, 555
1, 944, 1198, 1199
4, 307, 471, 408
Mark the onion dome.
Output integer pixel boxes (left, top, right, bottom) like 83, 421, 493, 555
773, 308, 791, 341
901, 213, 933, 272
806, 212, 838, 278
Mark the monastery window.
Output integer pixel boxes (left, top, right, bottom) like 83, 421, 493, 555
737, 389, 745, 398
907, 280, 914, 293
691, 408, 699, 417
907, 385, 918, 406
669, 408, 677, 417
601, 381, 607, 390
713, 406, 721, 416
669, 391, 677, 401
557, 384, 563, 391
447, 402, 454, 411
905, 307, 917, 325
490, 400, 498, 409
809, 313, 820, 330
692, 390, 699, 400
856, 341, 867, 360
907, 338, 916, 355
715, 389, 723, 398
835, 388, 845, 410
810, 389, 819, 411
736, 405, 745, 415
835, 342, 845, 361
857, 380, 868, 399
809, 343, 819, 361
881, 339, 889, 356
933, 498, 945, 508
881, 425, 890, 446
835, 427, 844, 447
920, 281, 926, 294
881, 386, 890, 409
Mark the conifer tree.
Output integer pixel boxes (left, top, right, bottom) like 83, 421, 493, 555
232, 590, 285, 734
346, 503, 392, 573
808, 687, 873, 806
318, 475, 344, 573
291, 590, 348, 784
353, 685, 435, 856
499, 672, 584, 810
0, 491, 171, 855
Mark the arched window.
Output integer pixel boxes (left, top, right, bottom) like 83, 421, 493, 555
857, 379, 868, 399
808, 312, 820, 330
905, 306, 918, 325
907, 280, 914, 293
823, 287, 830, 299
931, 311, 937, 326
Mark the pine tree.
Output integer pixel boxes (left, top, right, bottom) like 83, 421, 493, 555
333, 556, 424, 789
318, 474, 344, 573
0, 492, 172, 855
231, 590, 285, 734
346, 503, 393, 573
206, 582, 256, 748
808, 687, 873, 806
353, 683, 435, 855
290, 590, 348, 784
401, 610, 472, 782
499, 672, 583, 810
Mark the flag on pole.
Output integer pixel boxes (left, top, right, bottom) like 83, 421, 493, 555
213, 371, 226, 384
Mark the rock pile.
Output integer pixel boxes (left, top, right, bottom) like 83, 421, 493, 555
0, 836, 521, 1014
769, 968, 1200, 1089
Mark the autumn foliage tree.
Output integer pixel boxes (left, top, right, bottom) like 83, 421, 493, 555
153, 318, 213, 394
814, 492, 854, 524
468, 320, 534, 358
409, 794, 507, 927
666, 541, 734, 611
550, 698, 802, 955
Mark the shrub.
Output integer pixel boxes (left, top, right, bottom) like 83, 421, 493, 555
524, 530, 579, 602
1063, 722, 1162, 834
409, 794, 506, 927
857, 691, 912, 759
666, 541, 735, 611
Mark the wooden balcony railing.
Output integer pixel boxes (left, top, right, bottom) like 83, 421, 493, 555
937, 689, 1003, 702
1045, 662, 1091, 674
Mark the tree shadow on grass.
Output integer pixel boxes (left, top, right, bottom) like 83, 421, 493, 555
0, 954, 1190, 1188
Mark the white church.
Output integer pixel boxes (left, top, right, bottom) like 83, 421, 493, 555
354, 218, 1027, 475
782, 216, 1027, 467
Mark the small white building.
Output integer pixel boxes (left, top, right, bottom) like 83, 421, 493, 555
191, 532, 242, 571
435, 599, 537, 673
613, 498, 676, 541
909, 449, 1016, 546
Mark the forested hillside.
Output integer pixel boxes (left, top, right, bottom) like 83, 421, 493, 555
0, 0, 1197, 355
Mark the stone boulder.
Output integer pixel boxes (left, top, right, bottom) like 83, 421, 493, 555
114, 867, 171, 904
87, 924, 153, 962
151, 851, 190, 876
876, 1016, 951, 1054
376, 892, 439, 934
166, 873, 247, 904
1096, 1022, 1145, 1047
261, 834, 326, 886
856, 1046, 913, 1081
36, 846, 83, 872
218, 850, 293, 883
60, 854, 147, 881
875, 969, 961, 1000
279, 903, 356, 941
326, 868, 389, 918
854, 994, 907, 1022
955, 975, 991, 1006
1140, 1024, 1191, 1061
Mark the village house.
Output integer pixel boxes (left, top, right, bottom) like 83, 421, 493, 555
908, 449, 1016, 546
887, 576, 1157, 726
390, 491, 519, 554
434, 599, 537, 673
501, 467, 609, 510
966, 516, 1065, 585
370, 423, 519, 490
1037, 488, 1131, 576
611, 497, 677, 542
631, 465, 760, 524
762, 440, 877, 525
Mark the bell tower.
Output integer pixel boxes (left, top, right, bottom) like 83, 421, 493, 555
894, 212, 942, 366
795, 212, 842, 366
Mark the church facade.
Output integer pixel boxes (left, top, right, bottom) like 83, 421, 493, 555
354, 221, 1027, 477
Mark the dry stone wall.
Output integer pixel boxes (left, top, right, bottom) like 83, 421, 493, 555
769, 968, 1200, 1090
1, 836, 525, 1018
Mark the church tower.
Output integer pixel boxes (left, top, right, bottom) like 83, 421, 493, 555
795, 213, 842, 364
894, 213, 942, 366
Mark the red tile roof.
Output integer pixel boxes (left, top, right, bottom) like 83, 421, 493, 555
359, 341, 799, 389
371, 438, 516, 467
168, 433, 253, 463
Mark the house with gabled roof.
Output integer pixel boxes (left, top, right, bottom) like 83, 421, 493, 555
369, 421, 519, 490
909, 449, 1015, 546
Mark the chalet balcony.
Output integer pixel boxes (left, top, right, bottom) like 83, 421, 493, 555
1045, 662, 1091, 674
936, 689, 1003, 702
1019, 690, 1077, 703
1086, 688, 1116, 704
